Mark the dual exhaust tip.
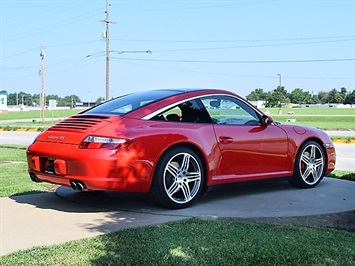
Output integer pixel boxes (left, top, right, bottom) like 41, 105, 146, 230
70, 180, 88, 191
30, 174, 88, 192
29, 173, 41, 183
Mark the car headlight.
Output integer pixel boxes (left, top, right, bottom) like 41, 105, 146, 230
79, 136, 134, 149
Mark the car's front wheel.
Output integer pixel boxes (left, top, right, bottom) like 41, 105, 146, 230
289, 141, 325, 188
150, 147, 204, 209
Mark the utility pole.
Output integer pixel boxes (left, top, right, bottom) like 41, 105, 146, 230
40, 44, 45, 122
101, 0, 114, 101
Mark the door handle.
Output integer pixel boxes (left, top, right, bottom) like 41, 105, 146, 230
219, 136, 233, 144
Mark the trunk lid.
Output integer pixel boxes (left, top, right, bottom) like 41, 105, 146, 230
35, 115, 115, 145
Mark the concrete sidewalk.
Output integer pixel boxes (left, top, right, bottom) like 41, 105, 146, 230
1, 177, 354, 256
0, 193, 187, 256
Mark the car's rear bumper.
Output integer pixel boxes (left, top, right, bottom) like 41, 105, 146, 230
26, 142, 153, 193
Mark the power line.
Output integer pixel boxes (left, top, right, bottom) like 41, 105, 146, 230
111, 35, 355, 43
3, 9, 102, 44
2, 35, 353, 61
3, 56, 353, 75
111, 0, 270, 13
112, 59, 355, 80
150, 38, 355, 53
2, 2, 96, 29
0, 41, 103, 61
112, 57, 355, 64
0, 48, 39, 60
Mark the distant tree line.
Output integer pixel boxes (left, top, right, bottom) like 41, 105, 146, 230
2, 91, 108, 107
2, 87, 355, 108
2, 92, 84, 108
246, 87, 355, 107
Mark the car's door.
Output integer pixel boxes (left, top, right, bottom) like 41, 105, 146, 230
200, 95, 289, 178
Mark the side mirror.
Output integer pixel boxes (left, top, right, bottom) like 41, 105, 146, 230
262, 115, 274, 126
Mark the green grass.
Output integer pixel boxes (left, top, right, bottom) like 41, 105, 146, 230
274, 115, 355, 130
0, 120, 62, 131
0, 145, 57, 197
0, 109, 79, 120
0, 109, 80, 131
1, 219, 354, 265
261, 108, 355, 130
263, 107, 355, 116
329, 170, 355, 181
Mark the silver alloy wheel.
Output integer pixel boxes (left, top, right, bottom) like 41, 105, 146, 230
163, 152, 202, 204
299, 144, 324, 185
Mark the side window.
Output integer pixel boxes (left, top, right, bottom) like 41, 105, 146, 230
151, 99, 211, 123
201, 96, 260, 125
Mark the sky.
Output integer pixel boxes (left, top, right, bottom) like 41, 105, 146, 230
1, 0, 354, 102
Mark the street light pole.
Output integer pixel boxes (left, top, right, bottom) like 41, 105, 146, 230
277, 74, 281, 88
40, 44, 45, 122
277, 74, 282, 114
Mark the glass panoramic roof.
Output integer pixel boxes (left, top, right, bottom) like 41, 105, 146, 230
83, 89, 188, 116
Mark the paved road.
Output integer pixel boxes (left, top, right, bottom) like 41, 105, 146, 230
326, 130, 355, 136
1, 131, 354, 171
335, 144, 355, 172
0, 131, 39, 145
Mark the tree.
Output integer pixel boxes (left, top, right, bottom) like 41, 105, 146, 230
344, 89, 355, 104
328, 88, 344, 103
62, 95, 82, 108
96, 97, 105, 104
340, 87, 347, 99
7, 91, 35, 106
32, 94, 41, 106
317, 91, 329, 104
265, 86, 289, 107
289, 88, 312, 104
246, 88, 268, 101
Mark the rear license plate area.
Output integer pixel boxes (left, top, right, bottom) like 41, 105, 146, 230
43, 158, 55, 174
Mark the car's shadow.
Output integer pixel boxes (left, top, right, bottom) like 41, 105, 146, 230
10, 179, 291, 212
10, 177, 355, 218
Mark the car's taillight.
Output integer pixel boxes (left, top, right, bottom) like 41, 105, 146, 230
78, 136, 134, 149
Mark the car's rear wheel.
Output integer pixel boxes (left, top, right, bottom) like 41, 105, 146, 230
289, 141, 325, 188
150, 147, 204, 209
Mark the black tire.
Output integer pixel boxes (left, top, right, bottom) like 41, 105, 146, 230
289, 141, 325, 188
150, 146, 204, 209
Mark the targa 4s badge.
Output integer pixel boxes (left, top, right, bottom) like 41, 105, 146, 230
48, 135, 65, 140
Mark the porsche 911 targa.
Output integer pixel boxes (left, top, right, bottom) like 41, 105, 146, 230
27, 89, 336, 208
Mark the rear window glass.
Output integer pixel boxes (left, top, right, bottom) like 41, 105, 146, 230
84, 90, 184, 116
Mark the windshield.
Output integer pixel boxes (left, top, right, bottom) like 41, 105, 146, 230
84, 90, 184, 116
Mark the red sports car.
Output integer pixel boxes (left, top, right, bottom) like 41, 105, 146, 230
27, 89, 336, 208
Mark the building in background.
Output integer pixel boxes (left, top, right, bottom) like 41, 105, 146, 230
0, 91, 8, 114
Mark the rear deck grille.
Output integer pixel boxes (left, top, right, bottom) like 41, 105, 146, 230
49, 115, 110, 132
